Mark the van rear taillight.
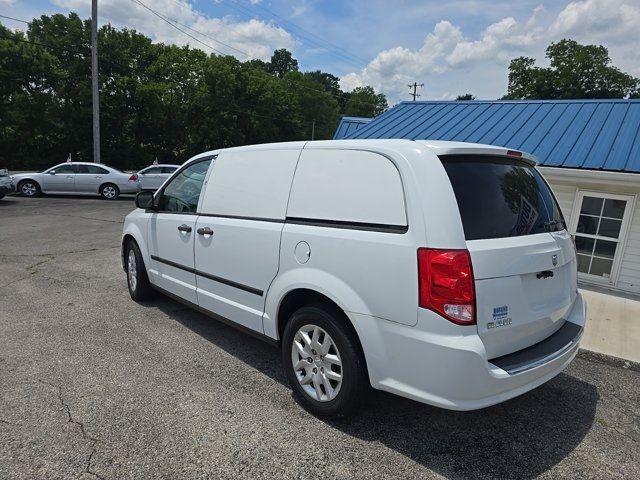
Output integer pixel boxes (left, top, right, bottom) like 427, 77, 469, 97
417, 248, 476, 325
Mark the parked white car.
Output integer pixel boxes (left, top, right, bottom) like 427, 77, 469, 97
121, 139, 586, 416
137, 164, 180, 191
12, 162, 141, 199
0, 169, 13, 199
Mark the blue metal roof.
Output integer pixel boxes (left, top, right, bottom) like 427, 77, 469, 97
336, 100, 640, 173
333, 116, 371, 139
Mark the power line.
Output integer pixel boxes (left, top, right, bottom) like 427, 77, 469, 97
0, 14, 29, 24
236, 0, 369, 66
131, 0, 252, 59
130, 0, 228, 56
129, 0, 382, 109
224, 0, 368, 69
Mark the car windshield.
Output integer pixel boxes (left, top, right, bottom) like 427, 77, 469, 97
441, 155, 566, 241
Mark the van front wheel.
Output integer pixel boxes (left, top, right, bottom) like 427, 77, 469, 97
282, 305, 367, 417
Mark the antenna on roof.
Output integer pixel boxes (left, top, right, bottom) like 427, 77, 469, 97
408, 82, 424, 101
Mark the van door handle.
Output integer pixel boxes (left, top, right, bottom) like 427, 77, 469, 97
197, 227, 213, 236
536, 270, 554, 279
177, 224, 192, 233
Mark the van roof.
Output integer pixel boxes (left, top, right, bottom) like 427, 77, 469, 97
191, 139, 537, 165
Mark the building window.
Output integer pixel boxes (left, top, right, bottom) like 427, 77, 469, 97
571, 191, 634, 283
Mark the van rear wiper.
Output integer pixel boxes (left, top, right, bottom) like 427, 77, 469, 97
543, 220, 565, 231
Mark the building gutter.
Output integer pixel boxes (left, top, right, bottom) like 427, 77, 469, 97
538, 166, 640, 188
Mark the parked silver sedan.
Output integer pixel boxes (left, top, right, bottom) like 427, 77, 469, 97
137, 164, 180, 191
0, 169, 13, 199
12, 162, 141, 200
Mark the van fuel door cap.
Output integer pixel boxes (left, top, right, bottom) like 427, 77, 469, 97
294, 241, 311, 264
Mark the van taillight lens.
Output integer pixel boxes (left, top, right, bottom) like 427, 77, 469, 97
129, 174, 138, 181
417, 248, 476, 325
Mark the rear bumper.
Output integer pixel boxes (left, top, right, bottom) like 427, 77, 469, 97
351, 292, 586, 411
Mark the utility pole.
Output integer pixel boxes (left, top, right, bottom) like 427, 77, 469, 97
311, 120, 315, 141
408, 82, 424, 101
91, 0, 100, 163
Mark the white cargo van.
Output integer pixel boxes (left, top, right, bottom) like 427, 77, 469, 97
122, 139, 586, 416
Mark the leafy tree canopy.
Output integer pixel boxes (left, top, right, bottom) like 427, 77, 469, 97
343, 86, 388, 118
0, 14, 387, 170
268, 48, 298, 78
504, 39, 639, 100
456, 93, 475, 100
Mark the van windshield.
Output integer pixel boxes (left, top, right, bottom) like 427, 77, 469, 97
441, 155, 566, 241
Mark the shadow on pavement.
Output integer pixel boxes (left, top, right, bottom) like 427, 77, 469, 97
150, 295, 598, 480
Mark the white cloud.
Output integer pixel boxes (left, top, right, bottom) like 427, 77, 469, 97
51, 0, 295, 60
341, 0, 640, 103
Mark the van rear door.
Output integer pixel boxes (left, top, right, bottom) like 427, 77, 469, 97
441, 155, 577, 359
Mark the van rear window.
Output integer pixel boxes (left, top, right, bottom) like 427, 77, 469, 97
440, 155, 566, 241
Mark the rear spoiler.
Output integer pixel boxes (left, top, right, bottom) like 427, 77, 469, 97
418, 141, 537, 166
438, 149, 537, 167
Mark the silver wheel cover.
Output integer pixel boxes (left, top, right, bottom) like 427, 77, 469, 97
291, 324, 343, 402
103, 186, 117, 198
22, 183, 36, 196
127, 249, 137, 292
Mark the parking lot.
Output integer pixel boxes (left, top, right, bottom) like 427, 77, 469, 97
0, 195, 638, 479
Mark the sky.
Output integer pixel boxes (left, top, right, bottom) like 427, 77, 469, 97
2, 0, 639, 104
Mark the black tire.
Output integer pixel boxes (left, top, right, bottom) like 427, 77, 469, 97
282, 304, 368, 417
18, 180, 40, 197
0, 193, 5, 199
124, 240, 155, 301
100, 183, 120, 200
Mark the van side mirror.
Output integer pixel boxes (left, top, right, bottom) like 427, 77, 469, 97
135, 190, 155, 210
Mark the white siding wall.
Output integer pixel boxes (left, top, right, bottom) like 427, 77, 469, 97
617, 204, 640, 293
546, 177, 640, 295
548, 182, 577, 223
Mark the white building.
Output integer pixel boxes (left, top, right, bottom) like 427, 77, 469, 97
334, 100, 640, 296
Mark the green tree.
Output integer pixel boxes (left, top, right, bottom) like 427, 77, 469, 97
283, 71, 340, 139
343, 86, 387, 117
0, 14, 387, 170
456, 93, 475, 100
504, 39, 639, 99
268, 48, 298, 78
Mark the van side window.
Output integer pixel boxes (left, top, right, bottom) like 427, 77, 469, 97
199, 149, 300, 220
287, 149, 407, 228
158, 159, 212, 213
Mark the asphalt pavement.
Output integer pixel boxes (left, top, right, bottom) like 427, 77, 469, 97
0, 195, 638, 479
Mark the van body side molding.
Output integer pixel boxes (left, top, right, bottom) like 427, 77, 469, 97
286, 217, 408, 234
150, 255, 264, 296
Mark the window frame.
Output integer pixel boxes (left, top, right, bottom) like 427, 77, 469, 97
46, 163, 76, 174
569, 190, 636, 285
153, 156, 215, 215
140, 166, 162, 175
76, 164, 109, 175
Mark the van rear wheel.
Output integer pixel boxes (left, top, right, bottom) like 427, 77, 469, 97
282, 304, 367, 417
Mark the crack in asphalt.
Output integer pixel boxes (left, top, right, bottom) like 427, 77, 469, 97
26, 255, 55, 275
0, 246, 120, 259
49, 213, 124, 224
39, 381, 106, 480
